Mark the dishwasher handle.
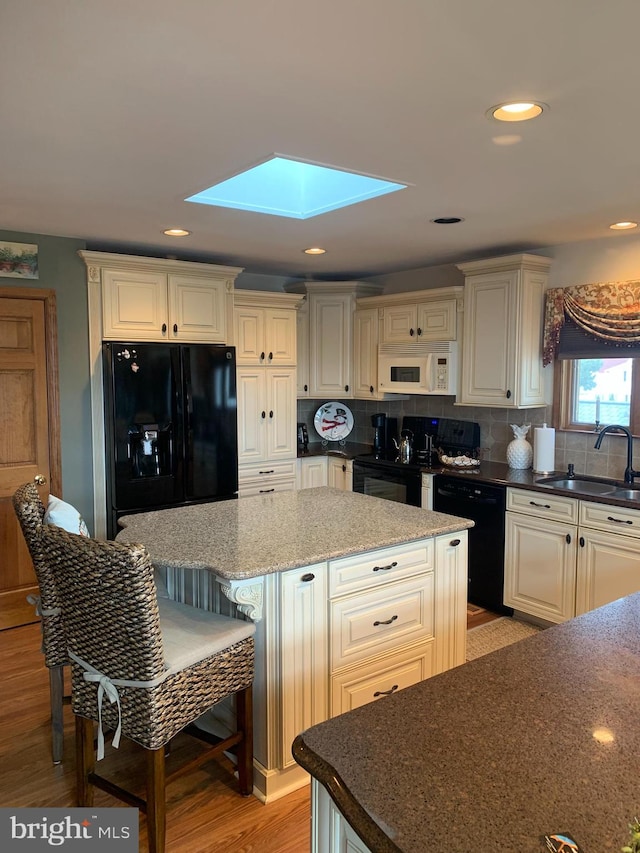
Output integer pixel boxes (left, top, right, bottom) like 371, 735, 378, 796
435, 485, 501, 506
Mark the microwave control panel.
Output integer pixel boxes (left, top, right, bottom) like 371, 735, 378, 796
434, 356, 450, 391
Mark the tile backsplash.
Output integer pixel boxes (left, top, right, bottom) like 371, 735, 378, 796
297, 397, 639, 481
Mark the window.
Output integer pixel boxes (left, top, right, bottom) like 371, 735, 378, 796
556, 357, 640, 435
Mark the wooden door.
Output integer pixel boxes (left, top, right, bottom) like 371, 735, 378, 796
0, 288, 61, 630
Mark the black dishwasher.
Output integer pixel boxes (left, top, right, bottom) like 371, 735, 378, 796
433, 475, 512, 615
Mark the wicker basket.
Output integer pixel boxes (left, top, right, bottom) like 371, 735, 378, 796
436, 447, 481, 468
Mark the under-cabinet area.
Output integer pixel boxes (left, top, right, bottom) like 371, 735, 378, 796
504, 486, 640, 622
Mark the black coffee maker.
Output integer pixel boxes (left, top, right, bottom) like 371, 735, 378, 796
372, 413, 387, 455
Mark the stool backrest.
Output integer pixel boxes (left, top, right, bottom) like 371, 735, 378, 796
12, 483, 67, 668
41, 523, 166, 683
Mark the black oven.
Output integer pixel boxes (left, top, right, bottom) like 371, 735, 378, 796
352, 456, 422, 507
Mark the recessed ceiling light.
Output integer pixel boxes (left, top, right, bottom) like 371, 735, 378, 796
609, 221, 638, 230
487, 102, 546, 122
303, 247, 326, 255
163, 228, 191, 237
185, 155, 408, 219
431, 217, 464, 225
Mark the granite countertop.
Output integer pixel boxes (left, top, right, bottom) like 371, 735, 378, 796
293, 592, 640, 853
116, 487, 473, 580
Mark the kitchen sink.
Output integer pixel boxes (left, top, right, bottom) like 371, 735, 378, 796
605, 488, 640, 501
536, 475, 640, 503
536, 476, 617, 495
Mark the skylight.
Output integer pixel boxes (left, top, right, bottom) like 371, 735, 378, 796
185, 156, 407, 219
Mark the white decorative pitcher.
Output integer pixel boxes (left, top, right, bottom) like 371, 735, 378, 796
507, 424, 533, 469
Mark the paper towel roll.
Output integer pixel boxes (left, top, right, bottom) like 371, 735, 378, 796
533, 424, 556, 473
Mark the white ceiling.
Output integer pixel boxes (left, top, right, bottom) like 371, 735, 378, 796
2, 0, 640, 280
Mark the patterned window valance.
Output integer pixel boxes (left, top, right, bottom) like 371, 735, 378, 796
543, 280, 640, 365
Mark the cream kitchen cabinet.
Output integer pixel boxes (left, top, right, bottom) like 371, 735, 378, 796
352, 307, 410, 401
285, 281, 383, 398
381, 298, 457, 343
296, 296, 310, 396
352, 307, 379, 399
327, 457, 352, 491
421, 473, 434, 510
456, 254, 551, 408
504, 487, 640, 622
82, 252, 242, 343
297, 456, 329, 489
328, 533, 467, 716
234, 291, 300, 366
296, 456, 352, 491
234, 292, 302, 498
278, 563, 329, 771
237, 367, 297, 465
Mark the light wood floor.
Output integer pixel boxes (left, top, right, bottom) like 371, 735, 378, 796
0, 622, 311, 852
2, 613, 494, 851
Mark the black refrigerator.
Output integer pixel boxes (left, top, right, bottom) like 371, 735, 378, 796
103, 341, 238, 539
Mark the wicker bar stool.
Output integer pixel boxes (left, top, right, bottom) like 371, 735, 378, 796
12, 482, 69, 764
41, 521, 255, 853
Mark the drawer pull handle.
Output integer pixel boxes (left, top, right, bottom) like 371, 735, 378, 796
607, 515, 633, 525
373, 614, 398, 627
259, 488, 275, 493
566, 533, 572, 544
529, 501, 551, 509
259, 470, 275, 474
372, 561, 398, 572
374, 685, 399, 698
301, 573, 315, 582
450, 538, 461, 547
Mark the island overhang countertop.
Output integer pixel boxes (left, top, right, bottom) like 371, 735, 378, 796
116, 487, 474, 580
293, 592, 640, 853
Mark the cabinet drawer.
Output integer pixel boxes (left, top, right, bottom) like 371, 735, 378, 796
330, 575, 434, 670
238, 459, 296, 485
331, 642, 435, 716
579, 500, 640, 538
329, 540, 433, 599
507, 487, 578, 524
238, 478, 295, 498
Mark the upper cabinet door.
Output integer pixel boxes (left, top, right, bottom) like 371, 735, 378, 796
168, 275, 227, 342
235, 306, 266, 364
460, 272, 517, 405
381, 304, 418, 343
265, 309, 297, 366
234, 306, 297, 366
309, 293, 353, 397
457, 254, 551, 408
102, 269, 169, 340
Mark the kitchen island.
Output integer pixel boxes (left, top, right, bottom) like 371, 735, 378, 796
293, 591, 640, 853
117, 487, 473, 801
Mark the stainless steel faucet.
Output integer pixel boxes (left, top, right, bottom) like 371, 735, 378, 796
594, 424, 639, 484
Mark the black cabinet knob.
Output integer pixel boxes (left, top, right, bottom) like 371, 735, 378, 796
260, 351, 265, 361
370, 385, 374, 393
409, 328, 414, 336
304, 384, 308, 392
162, 323, 167, 334
417, 327, 422, 336
173, 323, 178, 334
261, 411, 266, 419
506, 389, 512, 399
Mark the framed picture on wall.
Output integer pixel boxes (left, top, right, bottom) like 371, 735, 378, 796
0, 241, 38, 279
